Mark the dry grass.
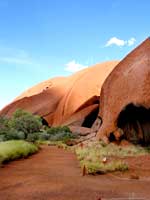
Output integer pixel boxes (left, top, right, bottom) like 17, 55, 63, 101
75, 141, 150, 174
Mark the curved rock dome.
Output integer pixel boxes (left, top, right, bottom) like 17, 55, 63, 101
0, 61, 118, 128
97, 38, 150, 145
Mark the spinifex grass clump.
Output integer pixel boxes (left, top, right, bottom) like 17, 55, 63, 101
0, 140, 38, 165
75, 141, 150, 174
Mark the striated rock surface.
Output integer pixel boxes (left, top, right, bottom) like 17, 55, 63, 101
97, 38, 150, 144
0, 61, 118, 127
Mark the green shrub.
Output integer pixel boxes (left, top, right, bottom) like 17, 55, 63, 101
49, 132, 70, 141
0, 116, 9, 135
5, 129, 25, 140
0, 140, 38, 165
38, 131, 50, 141
46, 126, 75, 143
0, 110, 74, 143
0, 134, 6, 142
26, 133, 39, 142
47, 126, 71, 135
60, 126, 70, 132
8, 109, 42, 138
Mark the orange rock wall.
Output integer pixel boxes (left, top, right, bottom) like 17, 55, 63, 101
0, 61, 118, 127
97, 38, 150, 142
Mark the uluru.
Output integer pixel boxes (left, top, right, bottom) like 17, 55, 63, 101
1, 38, 150, 146
1, 1, 150, 198
97, 38, 150, 144
0, 61, 118, 130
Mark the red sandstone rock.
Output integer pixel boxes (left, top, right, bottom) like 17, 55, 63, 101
52, 61, 118, 126
69, 126, 92, 136
97, 38, 150, 144
0, 61, 118, 128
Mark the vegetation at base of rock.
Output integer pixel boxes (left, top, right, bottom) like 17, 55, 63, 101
0, 140, 38, 165
36, 140, 70, 150
47, 127, 75, 142
81, 160, 128, 174
46, 126, 70, 135
0, 109, 75, 143
0, 109, 42, 141
26, 127, 75, 143
75, 141, 150, 174
9, 109, 42, 138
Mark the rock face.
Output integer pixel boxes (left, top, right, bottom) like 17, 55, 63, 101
97, 38, 150, 144
0, 61, 118, 128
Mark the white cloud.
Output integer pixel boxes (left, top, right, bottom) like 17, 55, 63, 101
127, 37, 136, 46
105, 37, 126, 47
65, 60, 87, 72
105, 37, 136, 47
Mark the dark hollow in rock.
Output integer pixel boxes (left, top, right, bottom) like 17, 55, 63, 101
117, 103, 150, 145
82, 107, 99, 128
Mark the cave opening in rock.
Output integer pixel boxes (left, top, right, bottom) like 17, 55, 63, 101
41, 118, 49, 126
82, 107, 99, 128
117, 103, 150, 145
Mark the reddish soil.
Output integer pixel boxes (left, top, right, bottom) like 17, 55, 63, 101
0, 146, 150, 200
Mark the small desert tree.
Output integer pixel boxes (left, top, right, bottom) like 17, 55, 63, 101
8, 109, 42, 138
0, 116, 10, 141
0, 116, 9, 134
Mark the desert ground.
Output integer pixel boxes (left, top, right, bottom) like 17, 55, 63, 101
0, 145, 150, 200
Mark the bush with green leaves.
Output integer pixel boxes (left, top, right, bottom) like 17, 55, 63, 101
0, 116, 9, 135
46, 126, 70, 135
0, 109, 74, 143
46, 126, 75, 143
0, 116, 9, 141
48, 131, 74, 142
38, 131, 50, 141
8, 109, 42, 139
0, 134, 6, 142
26, 133, 39, 142
5, 129, 25, 140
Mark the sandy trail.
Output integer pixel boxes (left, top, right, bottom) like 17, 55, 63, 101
0, 146, 149, 200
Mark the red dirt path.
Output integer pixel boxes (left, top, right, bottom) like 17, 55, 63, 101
0, 146, 149, 200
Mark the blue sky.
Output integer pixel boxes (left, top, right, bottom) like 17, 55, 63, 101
0, 0, 150, 109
